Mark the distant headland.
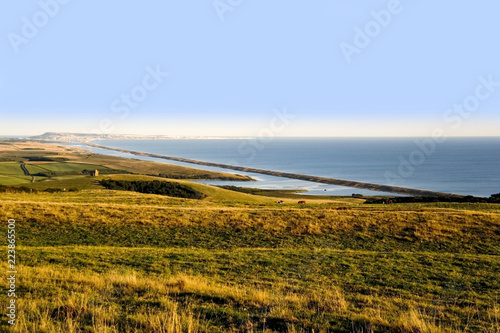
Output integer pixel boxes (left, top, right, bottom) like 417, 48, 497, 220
29, 132, 250, 142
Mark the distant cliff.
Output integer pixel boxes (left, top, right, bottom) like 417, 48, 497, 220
30, 132, 245, 142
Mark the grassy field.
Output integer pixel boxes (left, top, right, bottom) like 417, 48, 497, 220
0, 187, 499, 332
0, 174, 33, 186
24, 162, 117, 175
0, 140, 499, 332
68, 153, 253, 181
0, 141, 252, 186
0, 162, 27, 176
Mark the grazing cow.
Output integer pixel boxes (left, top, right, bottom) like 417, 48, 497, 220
298, 200, 306, 204
276, 200, 284, 204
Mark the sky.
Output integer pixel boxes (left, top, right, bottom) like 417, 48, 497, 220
1, 0, 499, 137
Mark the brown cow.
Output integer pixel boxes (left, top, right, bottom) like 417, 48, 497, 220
298, 200, 306, 204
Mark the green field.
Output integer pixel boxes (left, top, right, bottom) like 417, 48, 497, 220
9, 246, 499, 332
0, 142, 254, 189
1, 187, 499, 332
0, 141, 499, 332
0, 174, 33, 186
0, 162, 37, 185
24, 162, 115, 175
0, 162, 26, 176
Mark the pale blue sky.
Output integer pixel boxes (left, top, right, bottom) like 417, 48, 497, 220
1, 1, 499, 136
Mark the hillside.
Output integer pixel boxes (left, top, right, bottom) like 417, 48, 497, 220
0, 140, 499, 332
1, 187, 499, 332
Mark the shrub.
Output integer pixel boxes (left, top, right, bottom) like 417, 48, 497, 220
100, 179, 206, 199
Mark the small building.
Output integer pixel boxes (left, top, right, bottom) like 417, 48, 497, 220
90, 170, 99, 177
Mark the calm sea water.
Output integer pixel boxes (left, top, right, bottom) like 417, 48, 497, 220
87, 138, 500, 197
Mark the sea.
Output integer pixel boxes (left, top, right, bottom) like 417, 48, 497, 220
69, 137, 500, 197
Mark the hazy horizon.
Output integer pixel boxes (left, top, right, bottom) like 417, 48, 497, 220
3, 132, 500, 139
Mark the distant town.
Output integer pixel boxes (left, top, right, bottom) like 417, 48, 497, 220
28, 132, 250, 142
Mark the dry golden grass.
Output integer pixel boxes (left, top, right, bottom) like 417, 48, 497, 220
9, 265, 203, 333
0, 141, 75, 153
6, 263, 350, 332
2, 193, 498, 240
395, 308, 443, 333
0, 169, 498, 331
4, 259, 498, 332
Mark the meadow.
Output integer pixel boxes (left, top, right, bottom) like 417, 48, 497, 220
0, 141, 499, 332
0, 141, 251, 188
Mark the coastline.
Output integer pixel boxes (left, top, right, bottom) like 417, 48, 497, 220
85, 141, 462, 198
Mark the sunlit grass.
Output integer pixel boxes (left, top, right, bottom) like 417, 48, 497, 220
0, 145, 498, 332
2, 250, 498, 332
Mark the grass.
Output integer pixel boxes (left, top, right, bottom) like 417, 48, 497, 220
2, 245, 499, 332
217, 186, 369, 201
25, 162, 116, 175
67, 153, 253, 181
2, 193, 499, 254
1, 189, 499, 332
24, 175, 102, 191
0, 162, 26, 176
0, 140, 499, 332
0, 174, 33, 186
